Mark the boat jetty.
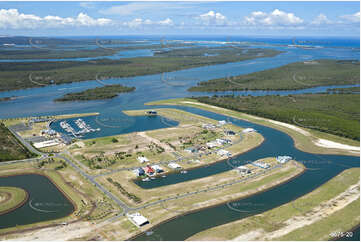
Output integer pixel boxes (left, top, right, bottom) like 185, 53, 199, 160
60, 118, 100, 137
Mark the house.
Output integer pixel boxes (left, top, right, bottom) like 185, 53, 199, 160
218, 120, 227, 126
216, 138, 227, 145
236, 165, 251, 174
217, 149, 231, 157
144, 165, 155, 176
242, 128, 256, 133
277, 156, 292, 163
216, 138, 232, 145
127, 213, 149, 227
137, 156, 149, 164
206, 141, 219, 148
202, 123, 216, 130
133, 167, 145, 176
252, 161, 270, 169
151, 165, 164, 173
168, 162, 181, 169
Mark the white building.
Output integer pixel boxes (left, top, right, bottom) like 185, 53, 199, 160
253, 161, 270, 169
168, 162, 182, 169
137, 156, 149, 164
127, 213, 149, 227
151, 165, 164, 173
218, 120, 227, 126
217, 149, 231, 157
242, 128, 256, 133
33, 139, 60, 148
236, 165, 251, 174
277, 156, 292, 163
206, 141, 219, 148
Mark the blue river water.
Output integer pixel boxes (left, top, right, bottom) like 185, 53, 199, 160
0, 36, 359, 240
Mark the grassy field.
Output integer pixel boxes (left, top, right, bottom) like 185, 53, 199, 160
194, 94, 360, 140
55, 84, 135, 101
0, 47, 281, 92
0, 187, 28, 215
0, 122, 36, 162
188, 167, 360, 241
146, 98, 359, 156
189, 59, 360, 91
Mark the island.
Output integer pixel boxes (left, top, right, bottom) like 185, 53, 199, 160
54, 84, 136, 101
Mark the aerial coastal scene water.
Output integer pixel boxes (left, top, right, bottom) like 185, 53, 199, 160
0, 1, 360, 241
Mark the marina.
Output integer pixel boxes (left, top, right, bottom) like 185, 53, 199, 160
59, 119, 100, 138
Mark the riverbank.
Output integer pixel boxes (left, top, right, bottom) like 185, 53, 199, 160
146, 98, 359, 156
188, 167, 360, 241
188, 59, 359, 91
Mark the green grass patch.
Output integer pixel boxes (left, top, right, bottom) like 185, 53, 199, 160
0, 187, 28, 214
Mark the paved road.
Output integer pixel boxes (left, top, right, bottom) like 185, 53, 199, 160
55, 153, 131, 214
8, 126, 43, 156
4, 127, 131, 214
93, 133, 243, 179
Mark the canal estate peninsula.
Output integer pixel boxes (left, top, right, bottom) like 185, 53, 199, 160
0, 31, 359, 241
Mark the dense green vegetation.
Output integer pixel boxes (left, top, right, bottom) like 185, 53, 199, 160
0, 123, 36, 161
189, 59, 360, 91
106, 178, 142, 204
55, 84, 135, 101
194, 94, 360, 140
0, 47, 281, 92
0, 43, 190, 60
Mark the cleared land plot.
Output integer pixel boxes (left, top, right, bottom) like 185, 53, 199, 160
188, 168, 360, 241
70, 109, 259, 173
97, 158, 297, 207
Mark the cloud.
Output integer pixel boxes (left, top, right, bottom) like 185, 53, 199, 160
198, 10, 227, 25
123, 18, 174, 28
99, 2, 190, 17
79, 2, 97, 9
0, 8, 112, 29
311, 13, 332, 25
244, 9, 303, 26
340, 12, 360, 23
